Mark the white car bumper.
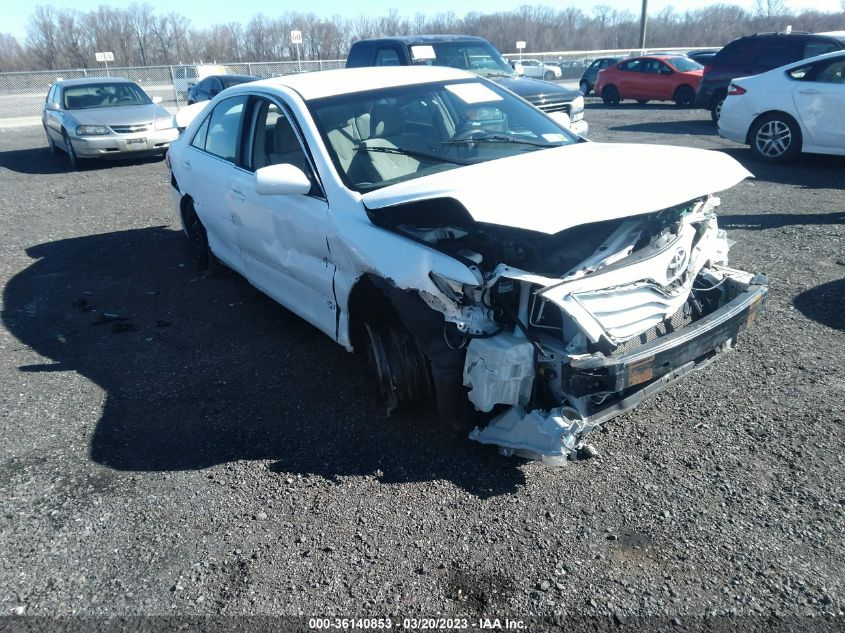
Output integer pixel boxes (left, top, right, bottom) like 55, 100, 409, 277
718, 97, 753, 145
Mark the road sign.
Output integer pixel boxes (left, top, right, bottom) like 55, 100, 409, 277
95, 51, 114, 62
290, 30, 302, 45
516, 41, 526, 50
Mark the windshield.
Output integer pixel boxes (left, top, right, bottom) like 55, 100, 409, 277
669, 56, 704, 72
62, 82, 151, 109
408, 42, 516, 78
308, 79, 578, 193
220, 75, 256, 88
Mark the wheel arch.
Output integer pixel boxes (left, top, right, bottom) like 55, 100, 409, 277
745, 110, 803, 148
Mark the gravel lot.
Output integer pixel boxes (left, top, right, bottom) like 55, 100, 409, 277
0, 102, 843, 631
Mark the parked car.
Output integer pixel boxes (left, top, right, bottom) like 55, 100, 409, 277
551, 60, 588, 79
346, 36, 587, 135
167, 66, 767, 463
695, 32, 844, 122
579, 57, 620, 94
187, 74, 259, 104
719, 51, 845, 162
518, 58, 563, 81
687, 49, 721, 65
173, 64, 234, 99
42, 77, 178, 168
594, 55, 703, 106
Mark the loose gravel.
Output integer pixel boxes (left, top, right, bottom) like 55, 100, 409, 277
0, 102, 843, 631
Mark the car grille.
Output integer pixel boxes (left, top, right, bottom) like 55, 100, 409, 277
539, 102, 571, 115
572, 282, 690, 343
609, 302, 696, 356
110, 123, 151, 134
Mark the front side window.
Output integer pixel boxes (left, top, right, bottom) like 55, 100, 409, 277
203, 95, 247, 162
248, 99, 310, 173
804, 42, 840, 59
413, 42, 515, 78
668, 56, 703, 72
308, 79, 578, 193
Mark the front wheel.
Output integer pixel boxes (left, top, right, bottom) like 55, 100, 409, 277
544, 71, 555, 81
749, 113, 802, 163
62, 130, 79, 169
45, 128, 59, 155
602, 85, 620, 105
674, 85, 695, 107
579, 80, 590, 95
182, 200, 219, 271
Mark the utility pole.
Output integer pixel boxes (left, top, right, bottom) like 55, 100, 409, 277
639, 0, 648, 51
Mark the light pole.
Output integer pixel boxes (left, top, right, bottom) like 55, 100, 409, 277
639, 0, 648, 51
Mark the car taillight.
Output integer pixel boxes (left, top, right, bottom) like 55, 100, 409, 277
727, 83, 746, 96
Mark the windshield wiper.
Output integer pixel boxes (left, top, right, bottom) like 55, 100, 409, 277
443, 133, 561, 148
356, 144, 466, 165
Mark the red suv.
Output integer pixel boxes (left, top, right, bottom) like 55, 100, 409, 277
594, 55, 703, 106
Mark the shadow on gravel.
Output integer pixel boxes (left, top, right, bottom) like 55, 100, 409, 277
608, 120, 718, 136
2, 227, 525, 498
719, 148, 845, 190
793, 279, 845, 331
718, 211, 845, 230
0, 146, 165, 175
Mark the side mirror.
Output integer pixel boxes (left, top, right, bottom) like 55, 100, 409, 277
255, 163, 311, 196
152, 95, 163, 104
512, 62, 525, 77
45, 101, 60, 111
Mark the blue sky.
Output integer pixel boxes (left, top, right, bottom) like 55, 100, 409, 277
5, 0, 842, 40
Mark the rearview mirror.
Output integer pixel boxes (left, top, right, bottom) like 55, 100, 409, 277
255, 163, 311, 196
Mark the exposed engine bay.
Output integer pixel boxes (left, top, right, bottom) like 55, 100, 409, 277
368, 194, 768, 464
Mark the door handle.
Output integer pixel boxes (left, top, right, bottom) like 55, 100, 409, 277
229, 186, 245, 202
182, 159, 191, 170
798, 89, 819, 95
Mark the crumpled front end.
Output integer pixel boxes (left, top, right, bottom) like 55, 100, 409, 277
371, 193, 767, 463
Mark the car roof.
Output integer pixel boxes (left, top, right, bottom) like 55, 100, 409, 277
207, 74, 257, 81
239, 66, 475, 100
354, 34, 488, 45
53, 77, 134, 87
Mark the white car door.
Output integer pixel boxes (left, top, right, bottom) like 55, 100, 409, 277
226, 96, 337, 339
792, 56, 845, 152
183, 94, 248, 272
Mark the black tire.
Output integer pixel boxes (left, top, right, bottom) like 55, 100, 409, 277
62, 130, 79, 169
579, 80, 590, 95
748, 113, 802, 163
674, 85, 695, 107
544, 71, 555, 81
44, 128, 59, 155
636, 99, 649, 104
602, 85, 620, 105
182, 200, 218, 272
362, 317, 432, 416
710, 91, 727, 122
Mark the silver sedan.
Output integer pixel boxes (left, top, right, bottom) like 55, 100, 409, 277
42, 77, 178, 168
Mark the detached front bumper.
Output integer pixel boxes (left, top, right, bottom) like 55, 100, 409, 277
564, 273, 768, 420
70, 128, 179, 158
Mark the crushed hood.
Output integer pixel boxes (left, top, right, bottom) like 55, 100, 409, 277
363, 143, 752, 235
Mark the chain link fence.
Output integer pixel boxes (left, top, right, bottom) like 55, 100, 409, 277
0, 49, 711, 127
0, 60, 346, 127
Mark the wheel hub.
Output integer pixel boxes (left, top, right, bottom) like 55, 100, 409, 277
756, 120, 792, 157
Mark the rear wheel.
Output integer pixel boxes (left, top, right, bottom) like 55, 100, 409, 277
544, 71, 555, 81
602, 85, 620, 105
182, 200, 218, 272
749, 113, 802, 163
710, 91, 727, 122
579, 80, 590, 95
674, 85, 695, 107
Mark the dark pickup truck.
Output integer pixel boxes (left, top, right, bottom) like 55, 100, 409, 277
346, 35, 588, 136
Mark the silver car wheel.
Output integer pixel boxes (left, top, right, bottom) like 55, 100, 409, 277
755, 120, 792, 157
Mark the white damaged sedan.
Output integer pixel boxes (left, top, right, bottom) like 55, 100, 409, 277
167, 66, 767, 464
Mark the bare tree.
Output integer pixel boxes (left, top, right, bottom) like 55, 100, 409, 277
26, 5, 59, 69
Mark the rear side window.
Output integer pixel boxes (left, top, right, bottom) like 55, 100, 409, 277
789, 56, 845, 84
804, 41, 840, 58
199, 95, 247, 162
619, 59, 645, 72
588, 60, 602, 70
754, 40, 800, 68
